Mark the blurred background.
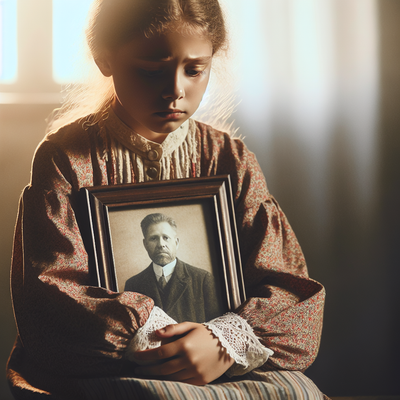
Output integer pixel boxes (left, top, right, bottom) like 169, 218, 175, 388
1, 0, 399, 398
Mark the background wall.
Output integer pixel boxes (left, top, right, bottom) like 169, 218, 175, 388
1, 1, 399, 398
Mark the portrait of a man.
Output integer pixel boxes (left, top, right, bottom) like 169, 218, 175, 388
124, 213, 222, 323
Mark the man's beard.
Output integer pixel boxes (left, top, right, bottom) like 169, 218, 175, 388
152, 252, 174, 266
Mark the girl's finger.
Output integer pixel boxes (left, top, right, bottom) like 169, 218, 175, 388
136, 355, 189, 377
161, 369, 195, 382
134, 337, 183, 362
155, 321, 197, 338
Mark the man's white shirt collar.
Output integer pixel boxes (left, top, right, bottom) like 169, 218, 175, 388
153, 259, 177, 283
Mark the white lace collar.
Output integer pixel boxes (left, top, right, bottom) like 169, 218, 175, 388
105, 106, 190, 158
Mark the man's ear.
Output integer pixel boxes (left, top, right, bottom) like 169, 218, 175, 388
95, 51, 113, 77
175, 237, 180, 249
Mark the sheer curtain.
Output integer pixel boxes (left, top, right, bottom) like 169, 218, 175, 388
215, 0, 379, 234
214, 2, 382, 393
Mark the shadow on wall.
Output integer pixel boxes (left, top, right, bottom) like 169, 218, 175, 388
241, 1, 400, 396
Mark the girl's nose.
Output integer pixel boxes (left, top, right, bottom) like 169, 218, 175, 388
162, 75, 185, 101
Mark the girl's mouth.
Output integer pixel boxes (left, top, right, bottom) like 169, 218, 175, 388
155, 110, 185, 120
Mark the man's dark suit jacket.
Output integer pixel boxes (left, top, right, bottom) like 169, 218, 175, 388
124, 259, 222, 323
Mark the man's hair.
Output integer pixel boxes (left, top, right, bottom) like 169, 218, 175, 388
140, 213, 177, 237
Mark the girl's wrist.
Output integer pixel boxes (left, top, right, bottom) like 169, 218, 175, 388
203, 313, 274, 376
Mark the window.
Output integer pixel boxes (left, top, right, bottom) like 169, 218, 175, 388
0, 0, 17, 84
52, 0, 92, 83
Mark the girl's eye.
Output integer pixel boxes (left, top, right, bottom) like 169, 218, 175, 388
186, 69, 205, 77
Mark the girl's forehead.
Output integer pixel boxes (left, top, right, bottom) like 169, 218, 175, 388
118, 31, 213, 61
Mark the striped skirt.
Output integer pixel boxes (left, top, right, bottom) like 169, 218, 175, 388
71, 370, 324, 400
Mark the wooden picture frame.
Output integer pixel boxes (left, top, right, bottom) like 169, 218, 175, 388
79, 175, 245, 321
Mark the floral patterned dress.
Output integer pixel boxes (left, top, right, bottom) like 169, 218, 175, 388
7, 107, 326, 399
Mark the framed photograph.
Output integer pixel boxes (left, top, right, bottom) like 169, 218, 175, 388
79, 175, 245, 323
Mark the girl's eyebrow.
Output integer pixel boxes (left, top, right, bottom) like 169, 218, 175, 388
183, 56, 212, 63
133, 55, 212, 63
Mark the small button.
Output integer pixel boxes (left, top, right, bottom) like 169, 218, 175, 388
148, 149, 159, 161
146, 167, 158, 179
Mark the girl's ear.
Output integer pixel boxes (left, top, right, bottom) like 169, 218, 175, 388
95, 52, 113, 77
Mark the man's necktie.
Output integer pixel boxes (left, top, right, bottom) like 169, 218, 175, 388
159, 274, 167, 290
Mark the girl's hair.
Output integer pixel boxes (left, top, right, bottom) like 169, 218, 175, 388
47, 0, 229, 133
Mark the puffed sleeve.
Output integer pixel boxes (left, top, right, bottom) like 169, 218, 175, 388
10, 128, 154, 378
198, 122, 325, 372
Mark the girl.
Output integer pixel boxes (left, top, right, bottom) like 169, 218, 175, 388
7, 0, 326, 399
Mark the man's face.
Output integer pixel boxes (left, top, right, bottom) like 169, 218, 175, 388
143, 222, 180, 266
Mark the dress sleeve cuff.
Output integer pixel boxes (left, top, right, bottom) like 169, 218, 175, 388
203, 313, 274, 377
125, 306, 177, 364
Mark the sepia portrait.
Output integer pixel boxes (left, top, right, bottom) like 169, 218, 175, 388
80, 176, 246, 323
108, 205, 224, 323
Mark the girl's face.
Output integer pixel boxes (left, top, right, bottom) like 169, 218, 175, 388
99, 31, 213, 143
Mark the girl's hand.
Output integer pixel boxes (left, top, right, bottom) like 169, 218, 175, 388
133, 322, 234, 385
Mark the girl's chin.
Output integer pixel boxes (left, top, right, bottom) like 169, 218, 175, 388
134, 117, 190, 142
152, 118, 188, 133
137, 124, 182, 143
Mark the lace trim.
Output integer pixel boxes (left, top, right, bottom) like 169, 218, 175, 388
125, 307, 273, 374
125, 306, 177, 364
203, 313, 273, 377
